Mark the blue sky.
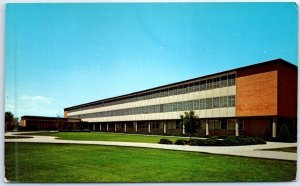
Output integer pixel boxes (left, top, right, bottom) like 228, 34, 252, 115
5, 3, 298, 118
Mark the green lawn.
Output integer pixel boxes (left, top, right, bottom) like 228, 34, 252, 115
5, 142, 296, 182
263, 147, 297, 153
21, 131, 188, 143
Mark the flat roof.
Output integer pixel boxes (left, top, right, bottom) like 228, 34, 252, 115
64, 58, 297, 111
21, 115, 81, 121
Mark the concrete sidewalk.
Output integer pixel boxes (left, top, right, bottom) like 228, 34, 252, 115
5, 131, 297, 161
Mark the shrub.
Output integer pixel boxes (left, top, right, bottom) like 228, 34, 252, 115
224, 136, 240, 146
254, 138, 267, 144
189, 139, 199, 146
174, 139, 189, 145
159, 139, 173, 144
223, 136, 266, 146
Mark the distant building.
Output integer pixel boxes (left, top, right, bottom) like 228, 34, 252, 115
64, 59, 297, 138
20, 116, 81, 130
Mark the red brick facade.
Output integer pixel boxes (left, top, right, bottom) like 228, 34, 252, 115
236, 70, 278, 117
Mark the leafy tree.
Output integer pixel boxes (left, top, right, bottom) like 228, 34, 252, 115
5, 111, 17, 131
180, 110, 199, 139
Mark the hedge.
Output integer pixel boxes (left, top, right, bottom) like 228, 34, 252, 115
160, 136, 266, 146
159, 139, 173, 144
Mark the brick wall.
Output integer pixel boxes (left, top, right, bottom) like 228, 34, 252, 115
236, 66, 278, 117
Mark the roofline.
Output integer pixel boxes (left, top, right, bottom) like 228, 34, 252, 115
21, 115, 80, 120
64, 58, 297, 111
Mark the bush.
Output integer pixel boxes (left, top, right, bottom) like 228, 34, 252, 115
174, 139, 189, 145
223, 136, 240, 146
253, 138, 267, 144
159, 139, 173, 144
159, 136, 266, 146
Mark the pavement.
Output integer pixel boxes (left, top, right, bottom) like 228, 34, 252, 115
5, 131, 297, 161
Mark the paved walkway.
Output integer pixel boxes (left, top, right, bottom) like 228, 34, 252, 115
5, 131, 297, 161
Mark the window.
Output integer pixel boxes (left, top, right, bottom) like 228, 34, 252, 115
172, 102, 177, 111
214, 120, 221, 130
176, 121, 181, 129
177, 102, 183, 111
220, 75, 227, 87
220, 96, 228, 107
184, 101, 189, 110
213, 97, 220, 108
138, 107, 143, 114
208, 120, 214, 130
155, 105, 160, 113
212, 77, 220, 89
182, 85, 188, 94
194, 82, 200, 92
188, 83, 194, 93
206, 98, 213, 109
149, 105, 155, 113
158, 90, 164, 98
194, 100, 200, 110
228, 119, 235, 130
169, 88, 175, 96
187, 100, 194, 110
207, 79, 212, 90
200, 99, 206, 110
177, 86, 183, 94
163, 89, 168, 97
239, 119, 244, 130
239, 123, 244, 130
143, 106, 148, 114
168, 103, 173, 112
200, 80, 206, 91
228, 95, 236, 107
228, 74, 236, 86
221, 119, 227, 130
200, 120, 206, 129
159, 104, 163, 112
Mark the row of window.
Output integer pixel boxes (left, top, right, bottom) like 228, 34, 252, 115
92, 118, 244, 131
73, 95, 236, 119
68, 74, 236, 113
200, 119, 244, 130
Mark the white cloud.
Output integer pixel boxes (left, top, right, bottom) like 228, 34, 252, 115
19, 95, 54, 105
10, 95, 62, 117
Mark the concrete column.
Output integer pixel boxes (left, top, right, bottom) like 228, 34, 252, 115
115, 123, 117, 132
272, 117, 277, 138
163, 121, 167, 134
148, 122, 151, 133
93, 124, 95, 131
135, 122, 138, 132
100, 123, 102, 131
124, 122, 127, 133
106, 123, 109, 131
182, 123, 185, 135
205, 120, 209, 136
235, 120, 239, 137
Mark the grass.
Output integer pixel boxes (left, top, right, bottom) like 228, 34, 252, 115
20, 131, 188, 143
5, 142, 296, 182
262, 147, 297, 153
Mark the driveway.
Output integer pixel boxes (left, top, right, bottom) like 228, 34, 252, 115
5, 131, 297, 161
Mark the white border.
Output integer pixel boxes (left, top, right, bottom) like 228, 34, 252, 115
0, 1, 298, 186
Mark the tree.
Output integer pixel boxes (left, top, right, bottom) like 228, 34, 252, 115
180, 110, 199, 139
5, 111, 17, 131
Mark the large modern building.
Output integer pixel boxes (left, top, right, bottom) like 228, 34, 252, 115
64, 59, 297, 138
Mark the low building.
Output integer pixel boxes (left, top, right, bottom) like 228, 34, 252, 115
20, 116, 81, 130
64, 59, 297, 138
